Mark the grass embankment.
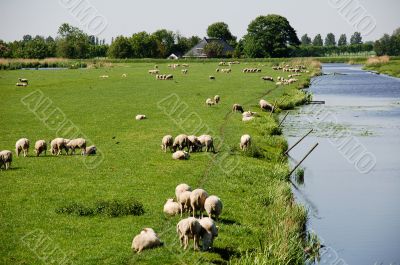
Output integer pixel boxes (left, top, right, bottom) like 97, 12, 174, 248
0, 59, 319, 264
363, 56, 400, 78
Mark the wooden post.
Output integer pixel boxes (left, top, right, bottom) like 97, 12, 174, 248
287, 143, 319, 178
278, 111, 289, 127
285, 129, 313, 155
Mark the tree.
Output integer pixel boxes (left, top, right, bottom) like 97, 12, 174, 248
243, 14, 300, 58
107, 36, 132, 58
301, 34, 311, 45
350, 32, 363, 45
25, 35, 49, 59
203, 42, 224, 58
56, 23, 90, 58
338, 34, 347, 46
207, 22, 236, 46
152, 29, 175, 58
130, 31, 158, 58
0, 40, 10, 58
312, 34, 323, 46
324, 33, 336, 46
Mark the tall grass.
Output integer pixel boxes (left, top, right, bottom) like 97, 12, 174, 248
0, 58, 87, 70
365, 55, 390, 66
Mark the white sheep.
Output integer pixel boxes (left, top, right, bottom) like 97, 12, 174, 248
198, 135, 214, 152
204, 195, 223, 220
175, 183, 192, 200
122, 73, 127, 78
148, 69, 159, 75
187, 135, 201, 152
131, 228, 163, 253
232, 104, 244, 113
50, 138, 68, 155
209, 75, 215, 80
66, 138, 86, 155
166, 74, 173, 80
178, 190, 192, 217
135, 114, 146, 120
15, 138, 29, 157
181, 69, 188, 74
240, 134, 251, 151
259, 99, 274, 112
161, 135, 173, 152
19, 78, 28, 84
206, 98, 215, 106
163, 198, 180, 216
176, 217, 202, 250
172, 150, 190, 160
0, 150, 12, 170
172, 134, 189, 151
85, 145, 97, 155
34, 140, 47, 157
214, 95, 220, 104
190, 188, 208, 218
16, 83, 28, 87
199, 217, 218, 251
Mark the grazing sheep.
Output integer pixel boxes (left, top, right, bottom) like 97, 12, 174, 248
0, 150, 12, 170
181, 69, 188, 74
178, 190, 192, 217
122, 73, 127, 78
132, 228, 163, 253
261, 76, 274, 81
182, 64, 189, 67
175, 183, 192, 201
187, 135, 201, 152
209, 76, 215, 80
214, 95, 220, 104
66, 138, 86, 155
161, 135, 173, 152
221, 68, 231, 73
163, 199, 180, 216
172, 150, 190, 160
166, 74, 173, 80
85, 145, 97, 155
190, 189, 208, 218
15, 138, 29, 157
34, 140, 47, 157
136, 114, 146, 120
16, 82, 28, 87
148, 69, 159, 75
19, 78, 28, 84
50, 138, 68, 155
232, 104, 244, 113
172, 134, 189, 151
206, 98, 215, 106
215, 68, 220, 73
204, 195, 223, 220
99, 75, 109, 78
240, 134, 251, 151
198, 135, 215, 152
177, 217, 202, 250
259, 99, 274, 112
199, 217, 218, 251
154, 65, 158, 69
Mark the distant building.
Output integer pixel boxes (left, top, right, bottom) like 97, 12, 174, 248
183, 38, 234, 58
167, 53, 179, 60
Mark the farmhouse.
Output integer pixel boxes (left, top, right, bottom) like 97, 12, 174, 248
183, 38, 234, 58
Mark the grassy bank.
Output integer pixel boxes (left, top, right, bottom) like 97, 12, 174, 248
0, 59, 319, 264
363, 56, 400, 78
0, 58, 87, 70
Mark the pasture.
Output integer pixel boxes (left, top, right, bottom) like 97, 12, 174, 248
0, 61, 317, 264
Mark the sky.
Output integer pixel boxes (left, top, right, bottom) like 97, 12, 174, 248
0, 0, 399, 43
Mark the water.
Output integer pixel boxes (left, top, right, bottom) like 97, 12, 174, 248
284, 64, 400, 264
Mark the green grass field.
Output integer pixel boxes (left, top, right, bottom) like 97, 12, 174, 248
363, 58, 400, 78
0, 60, 318, 264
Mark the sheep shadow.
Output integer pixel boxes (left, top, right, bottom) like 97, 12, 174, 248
212, 247, 239, 262
219, 217, 239, 225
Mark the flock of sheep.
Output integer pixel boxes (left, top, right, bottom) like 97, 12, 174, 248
132, 183, 222, 252
0, 137, 96, 170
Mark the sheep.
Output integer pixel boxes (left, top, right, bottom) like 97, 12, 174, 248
242, 111, 257, 118
172, 134, 189, 151
166, 74, 173, 80
182, 64, 189, 67
232, 104, 244, 113
259, 99, 274, 112
122, 73, 127, 78
19, 78, 28, 84
276, 81, 283, 86
99, 75, 109, 78
215, 68, 220, 72
197, 135, 215, 152
261, 76, 274, 81
0, 150, 12, 170
148, 69, 159, 75
163, 198, 180, 216
214, 95, 220, 104
190, 188, 208, 218
221, 68, 231, 73
50, 138, 69, 155
206, 98, 215, 106
181, 69, 188, 74
15, 138, 29, 157
204, 195, 223, 220
34, 140, 47, 157
85, 145, 97, 155
242, 116, 255, 122
175, 183, 192, 201
131, 228, 163, 253
199, 217, 218, 251
135, 114, 146, 120
16, 83, 28, 87
154, 65, 158, 69
240, 134, 251, 151
178, 190, 192, 217
187, 135, 201, 152
161, 135, 173, 152
66, 138, 86, 155
209, 76, 215, 80
176, 217, 202, 250
172, 150, 190, 160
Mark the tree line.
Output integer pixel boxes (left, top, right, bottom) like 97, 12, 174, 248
0, 16, 399, 59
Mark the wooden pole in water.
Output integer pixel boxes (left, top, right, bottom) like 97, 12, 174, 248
278, 111, 289, 127
287, 143, 319, 177
284, 129, 313, 155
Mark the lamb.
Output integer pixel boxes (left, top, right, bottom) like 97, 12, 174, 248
190, 188, 208, 218
85, 145, 97, 155
199, 217, 219, 251
176, 217, 202, 250
19, 78, 28, 84
0, 150, 12, 170
187, 135, 201, 152
16, 83, 28, 87
232, 104, 244, 113
198, 135, 215, 152
214, 95, 220, 104
163, 198, 180, 216
136, 114, 146, 120
34, 140, 47, 156
259, 99, 274, 112
15, 138, 29, 157
206, 98, 215, 106
178, 190, 192, 216
181, 69, 188, 74
131, 228, 163, 253
161, 135, 173, 152
172, 134, 189, 151
240, 134, 251, 151
50, 138, 68, 155
172, 150, 190, 160
204, 195, 223, 220
66, 138, 86, 155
